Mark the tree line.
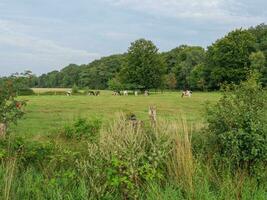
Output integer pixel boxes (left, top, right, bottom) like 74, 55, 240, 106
1, 24, 267, 91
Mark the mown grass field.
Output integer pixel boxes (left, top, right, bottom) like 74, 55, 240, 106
12, 91, 220, 137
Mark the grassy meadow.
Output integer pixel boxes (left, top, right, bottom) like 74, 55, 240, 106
1, 89, 266, 200
12, 91, 220, 137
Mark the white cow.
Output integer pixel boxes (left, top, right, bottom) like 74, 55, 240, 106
181, 90, 192, 98
134, 91, 138, 96
144, 90, 149, 96
123, 90, 128, 96
66, 91, 72, 96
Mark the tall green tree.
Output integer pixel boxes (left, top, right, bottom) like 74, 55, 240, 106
189, 64, 207, 91
122, 39, 165, 90
249, 51, 266, 85
164, 73, 177, 90
249, 51, 266, 72
163, 45, 206, 89
249, 24, 267, 86
205, 29, 256, 89
80, 54, 126, 89
60, 64, 80, 87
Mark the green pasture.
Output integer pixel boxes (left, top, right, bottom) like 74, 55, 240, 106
12, 91, 221, 137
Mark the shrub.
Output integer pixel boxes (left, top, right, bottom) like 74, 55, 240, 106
0, 80, 26, 135
75, 115, 171, 199
206, 73, 267, 172
63, 118, 102, 141
18, 141, 54, 167
0, 136, 53, 168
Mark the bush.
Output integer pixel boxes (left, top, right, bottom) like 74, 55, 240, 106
83, 115, 171, 199
18, 141, 54, 167
63, 118, 102, 141
206, 73, 267, 172
0, 137, 53, 168
0, 80, 26, 133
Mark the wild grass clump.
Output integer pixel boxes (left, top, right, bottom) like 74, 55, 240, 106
165, 119, 195, 194
62, 117, 102, 141
77, 114, 171, 199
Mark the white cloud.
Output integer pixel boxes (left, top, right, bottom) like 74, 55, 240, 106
105, 0, 265, 24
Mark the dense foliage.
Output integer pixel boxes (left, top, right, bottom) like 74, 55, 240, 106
121, 39, 165, 90
205, 29, 256, 89
0, 80, 26, 130
206, 73, 267, 172
1, 24, 267, 92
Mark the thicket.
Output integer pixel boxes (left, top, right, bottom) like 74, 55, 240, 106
205, 73, 267, 174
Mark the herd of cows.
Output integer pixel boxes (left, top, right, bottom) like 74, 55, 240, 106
66, 90, 193, 98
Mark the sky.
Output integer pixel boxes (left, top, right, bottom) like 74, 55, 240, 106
0, 0, 266, 76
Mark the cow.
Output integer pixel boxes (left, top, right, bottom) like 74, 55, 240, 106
95, 91, 100, 96
112, 91, 121, 96
66, 91, 72, 96
88, 91, 95, 96
181, 90, 192, 98
144, 90, 149, 96
123, 90, 128, 96
134, 91, 138, 96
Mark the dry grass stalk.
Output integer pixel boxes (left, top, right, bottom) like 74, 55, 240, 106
166, 119, 195, 192
3, 158, 17, 200
148, 106, 157, 127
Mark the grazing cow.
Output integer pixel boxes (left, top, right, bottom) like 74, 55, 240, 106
144, 90, 149, 96
88, 91, 95, 96
95, 91, 100, 96
0, 123, 6, 138
134, 91, 138, 96
88, 91, 100, 96
66, 91, 72, 96
123, 90, 128, 96
148, 106, 157, 126
181, 90, 192, 98
112, 91, 121, 96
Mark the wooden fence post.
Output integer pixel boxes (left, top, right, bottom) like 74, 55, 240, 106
0, 123, 6, 138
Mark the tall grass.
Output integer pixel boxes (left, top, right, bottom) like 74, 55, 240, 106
165, 119, 194, 193
0, 114, 266, 199
3, 158, 16, 200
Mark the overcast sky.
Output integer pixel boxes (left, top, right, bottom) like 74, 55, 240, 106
0, 0, 266, 76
